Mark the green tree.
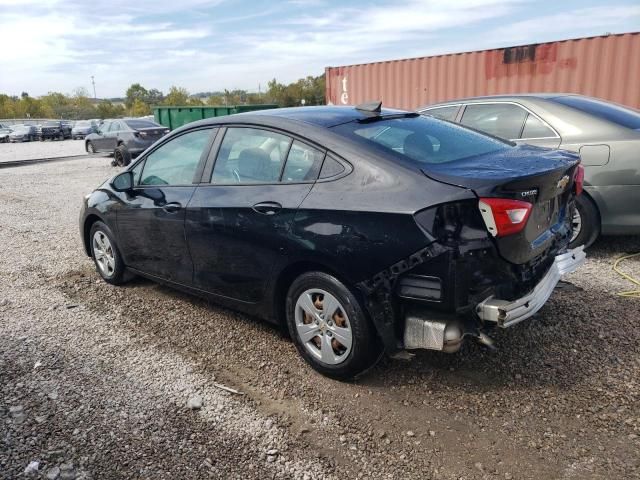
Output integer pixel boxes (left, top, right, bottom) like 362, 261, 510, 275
147, 88, 164, 106
163, 86, 190, 106
130, 98, 151, 116
96, 101, 125, 119
125, 83, 149, 109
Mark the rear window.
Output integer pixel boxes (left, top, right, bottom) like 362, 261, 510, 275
331, 115, 510, 166
125, 120, 159, 129
551, 96, 640, 130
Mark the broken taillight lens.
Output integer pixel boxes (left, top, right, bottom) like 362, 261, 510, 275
478, 198, 533, 237
574, 164, 584, 196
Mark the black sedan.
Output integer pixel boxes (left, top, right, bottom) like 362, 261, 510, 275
80, 104, 585, 379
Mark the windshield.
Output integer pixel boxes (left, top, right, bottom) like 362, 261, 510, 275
551, 96, 640, 130
43, 122, 59, 127
75, 121, 91, 127
331, 115, 510, 166
13, 126, 29, 132
125, 119, 159, 129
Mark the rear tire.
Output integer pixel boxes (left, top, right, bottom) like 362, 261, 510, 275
286, 272, 382, 380
114, 145, 131, 167
569, 194, 600, 249
89, 221, 130, 285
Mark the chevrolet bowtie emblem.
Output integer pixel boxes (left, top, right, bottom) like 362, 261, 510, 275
557, 175, 570, 190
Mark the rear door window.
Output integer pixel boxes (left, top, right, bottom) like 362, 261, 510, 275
460, 103, 527, 140
211, 127, 291, 184
422, 105, 459, 121
140, 128, 212, 186
281, 140, 325, 183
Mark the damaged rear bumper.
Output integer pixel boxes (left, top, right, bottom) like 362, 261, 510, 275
475, 246, 586, 328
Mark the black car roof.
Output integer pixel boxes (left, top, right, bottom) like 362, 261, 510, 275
245, 105, 408, 127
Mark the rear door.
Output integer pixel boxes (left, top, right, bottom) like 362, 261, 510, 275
186, 127, 325, 302
93, 121, 112, 150
116, 127, 215, 283
106, 121, 124, 150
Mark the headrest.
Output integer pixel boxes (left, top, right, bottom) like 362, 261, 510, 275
237, 147, 271, 181
403, 133, 434, 162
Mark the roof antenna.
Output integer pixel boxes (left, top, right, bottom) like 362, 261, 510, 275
355, 100, 382, 114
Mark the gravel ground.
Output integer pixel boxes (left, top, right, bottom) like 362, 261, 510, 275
0, 140, 89, 163
1, 158, 639, 479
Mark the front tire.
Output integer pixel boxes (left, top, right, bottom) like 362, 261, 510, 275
89, 221, 130, 285
86, 141, 96, 154
286, 272, 382, 380
569, 194, 600, 249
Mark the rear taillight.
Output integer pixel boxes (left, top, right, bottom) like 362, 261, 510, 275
574, 164, 584, 196
478, 198, 533, 237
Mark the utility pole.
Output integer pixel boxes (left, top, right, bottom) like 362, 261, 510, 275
91, 76, 96, 99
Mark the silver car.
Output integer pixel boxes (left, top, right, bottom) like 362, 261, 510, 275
9, 124, 37, 142
419, 94, 640, 247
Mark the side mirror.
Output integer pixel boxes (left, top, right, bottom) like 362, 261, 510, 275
111, 171, 134, 192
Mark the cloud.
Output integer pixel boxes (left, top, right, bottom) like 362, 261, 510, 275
487, 6, 640, 45
0, 0, 637, 98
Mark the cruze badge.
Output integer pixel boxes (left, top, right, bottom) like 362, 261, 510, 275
557, 175, 570, 190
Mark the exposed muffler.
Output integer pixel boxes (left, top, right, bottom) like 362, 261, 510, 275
403, 309, 464, 353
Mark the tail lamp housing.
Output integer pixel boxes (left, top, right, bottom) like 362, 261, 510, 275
574, 164, 584, 196
478, 198, 533, 237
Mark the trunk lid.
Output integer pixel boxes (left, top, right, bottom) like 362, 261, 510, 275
136, 126, 168, 142
424, 145, 580, 264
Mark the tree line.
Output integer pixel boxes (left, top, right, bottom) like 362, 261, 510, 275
0, 75, 325, 120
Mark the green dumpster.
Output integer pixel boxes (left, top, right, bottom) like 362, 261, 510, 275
153, 104, 278, 130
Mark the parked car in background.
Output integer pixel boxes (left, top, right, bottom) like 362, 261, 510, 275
85, 118, 169, 166
419, 94, 640, 248
79, 104, 585, 379
72, 120, 98, 139
9, 124, 37, 142
0, 125, 12, 143
37, 121, 72, 141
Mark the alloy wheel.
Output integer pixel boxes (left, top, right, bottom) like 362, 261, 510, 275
92, 231, 116, 277
294, 289, 353, 365
570, 208, 582, 243
87, 142, 95, 154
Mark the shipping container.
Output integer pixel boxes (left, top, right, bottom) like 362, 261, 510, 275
326, 32, 640, 110
153, 104, 278, 130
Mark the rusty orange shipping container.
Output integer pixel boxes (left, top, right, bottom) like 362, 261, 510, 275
325, 32, 640, 111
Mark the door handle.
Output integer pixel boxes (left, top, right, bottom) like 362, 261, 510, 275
252, 201, 282, 215
162, 202, 182, 213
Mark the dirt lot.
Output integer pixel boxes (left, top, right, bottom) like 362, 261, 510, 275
1, 158, 639, 479
0, 140, 88, 163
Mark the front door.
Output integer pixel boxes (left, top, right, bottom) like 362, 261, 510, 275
116, 127, 215, 284
186, 127, 325, 302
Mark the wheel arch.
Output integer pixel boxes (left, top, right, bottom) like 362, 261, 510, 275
580, 188, 602, 220
83, 214, 104, 257
271, 260, 352, 325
